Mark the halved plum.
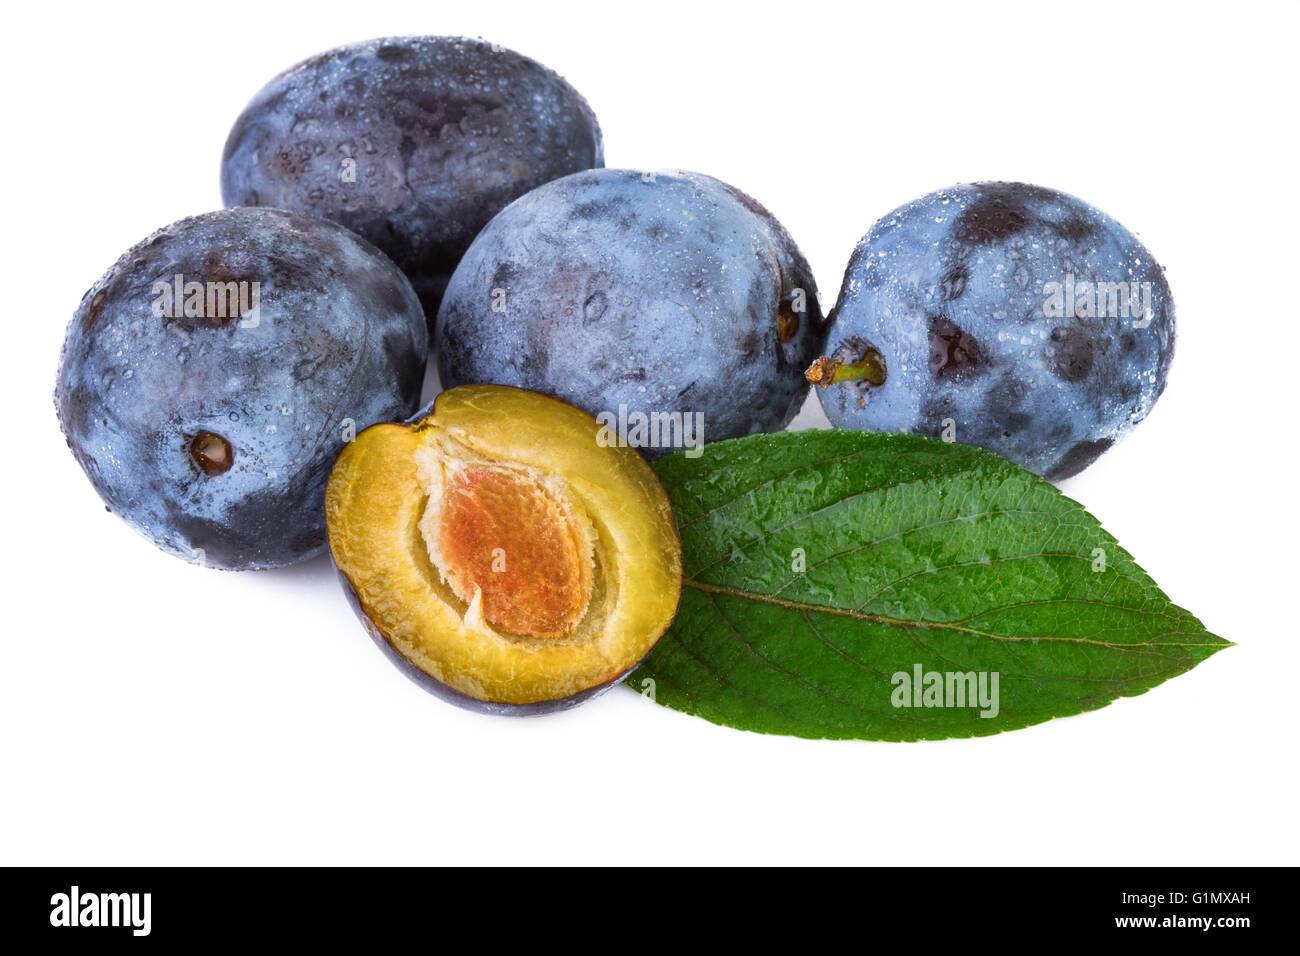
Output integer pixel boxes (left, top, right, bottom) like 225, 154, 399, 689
325, 385, 682, 713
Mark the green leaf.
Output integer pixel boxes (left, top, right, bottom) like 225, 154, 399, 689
631, 430, 1229, 741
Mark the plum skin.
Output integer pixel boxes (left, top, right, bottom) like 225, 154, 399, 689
816, 182, 1175, 479
54, 207, 428, 570
336, 566, 640, 716
435, 169, 827, 453
220, 36, 604, 320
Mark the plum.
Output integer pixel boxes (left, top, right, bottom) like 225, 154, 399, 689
326, 385, 682, 713
221, 36, 604, 320
810, 182, 1175, 478
54, 208, 427, 569
436, 169, 826, 455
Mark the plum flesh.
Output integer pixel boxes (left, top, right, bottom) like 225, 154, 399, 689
326, 385, 682, 712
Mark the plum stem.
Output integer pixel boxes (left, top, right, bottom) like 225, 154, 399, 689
805, 352, 886, 388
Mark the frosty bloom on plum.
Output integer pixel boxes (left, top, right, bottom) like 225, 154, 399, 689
436, 168, 827, 456
54, 208, 427, 570
809, 182, 1174, 479
221, 36, 604, 321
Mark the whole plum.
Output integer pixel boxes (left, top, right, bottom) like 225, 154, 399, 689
54, 208, 427, 569
221, 36, 604, 319
810, 182, 1174, 479
436, 169, 826, 454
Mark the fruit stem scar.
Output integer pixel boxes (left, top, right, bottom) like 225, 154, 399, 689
190, 431, 234, 476
777, 298, 800, 343
805, 352, 887, 388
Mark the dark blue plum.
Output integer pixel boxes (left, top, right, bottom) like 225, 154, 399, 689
54, 208, 427, 570
435, 169, 826, 453
221, 36, 603, 320
813, 182, 1175, 479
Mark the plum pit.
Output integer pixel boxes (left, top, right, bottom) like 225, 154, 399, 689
421, 460, 595, 639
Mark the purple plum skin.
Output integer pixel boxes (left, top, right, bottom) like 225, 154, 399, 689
54, 208, 428, 570
436, 169, 827, 454
221, 36, 604, 321
816, 182, 1175, 479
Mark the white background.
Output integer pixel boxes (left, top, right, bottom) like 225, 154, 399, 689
3, 0, 1296, 865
